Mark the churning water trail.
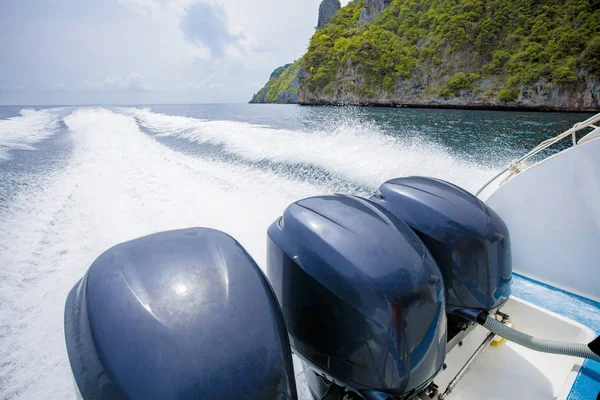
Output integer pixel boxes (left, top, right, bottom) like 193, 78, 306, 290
0, 107, 333, 399
0, 109, 62, 162
0, 105, 503, 400
124, 107, 496, 193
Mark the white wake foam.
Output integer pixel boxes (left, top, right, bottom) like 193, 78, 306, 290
0, 109, 61, 161
0, 108, 328, 400
125, 107, 496, 193
0, 107, 502, 400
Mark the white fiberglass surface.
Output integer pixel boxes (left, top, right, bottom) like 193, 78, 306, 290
484, 137, 600, 302
441, 297, 596, 400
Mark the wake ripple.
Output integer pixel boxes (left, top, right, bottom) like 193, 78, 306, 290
124, 107, 497, 194
0, 109, 61, 162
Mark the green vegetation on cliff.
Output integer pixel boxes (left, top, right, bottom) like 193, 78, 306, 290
250, 59, 302, 104
302, 0, 600, 105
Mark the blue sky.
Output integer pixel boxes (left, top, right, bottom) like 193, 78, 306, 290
0, 0, 350, 105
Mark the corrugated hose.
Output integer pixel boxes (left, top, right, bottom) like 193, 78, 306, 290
482, 315, 600, 362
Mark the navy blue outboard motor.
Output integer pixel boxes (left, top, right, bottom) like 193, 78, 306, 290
64, 228, 297, 400
370, 177, 512, 333
267, 195, 447, 400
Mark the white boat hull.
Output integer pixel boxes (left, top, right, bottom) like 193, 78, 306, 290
481, 137, 600, 302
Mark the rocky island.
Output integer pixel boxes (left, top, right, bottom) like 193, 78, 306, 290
251, 0, 600, 111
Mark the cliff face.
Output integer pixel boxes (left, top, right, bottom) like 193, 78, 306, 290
317, 0, 342, 29
253, 0, 600, 111
298, 68, 600, 111
358, 0, 390, 24
250, 60, 302, 104
250, 0, 340, 104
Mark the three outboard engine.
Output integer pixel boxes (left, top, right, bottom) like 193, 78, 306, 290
266, 195, 447, 399
64, 228, 296, 400
64, 176, 513, 400
371, 177, 512, 331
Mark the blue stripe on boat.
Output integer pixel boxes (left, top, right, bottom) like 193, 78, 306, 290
512, 274, 600, 400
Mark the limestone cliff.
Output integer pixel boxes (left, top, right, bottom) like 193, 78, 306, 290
250, 60, 302, 104
317, 0, 342, 29
252, 0, 600, 111
298, 72, 600, 111
358, 0, 390, 24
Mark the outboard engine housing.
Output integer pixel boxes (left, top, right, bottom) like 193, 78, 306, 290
267, 195, 446, 399
65, 228, 296, 400
371, 177, 512, 319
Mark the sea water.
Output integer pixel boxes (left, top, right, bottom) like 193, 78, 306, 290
0, 104, 592, 399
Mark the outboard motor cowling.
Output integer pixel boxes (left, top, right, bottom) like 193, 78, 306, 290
65, 228, 296, 400
371, 177, 512, 319
267, 195, 447, 399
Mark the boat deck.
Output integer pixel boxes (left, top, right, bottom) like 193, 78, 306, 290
437, 274, 600, 400
511, 274, 600, 400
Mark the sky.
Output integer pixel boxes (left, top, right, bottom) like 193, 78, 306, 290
0, 0, 350, 105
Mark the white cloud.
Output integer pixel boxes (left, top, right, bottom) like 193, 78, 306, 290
118, 0, 192, 18
121, 0, 252, 58
190, 81, 224, 90
85, 73, 153, 92
188, 71, 220, 89
180, 1, 247, 57
0, 0, 353, 104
